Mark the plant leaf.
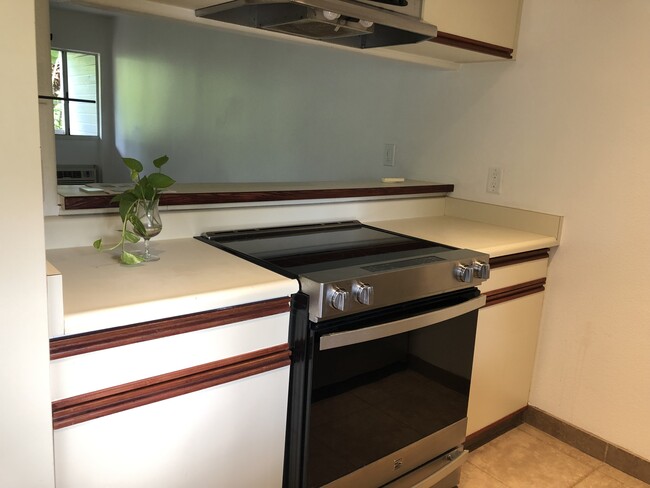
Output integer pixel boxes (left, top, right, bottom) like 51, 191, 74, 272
93, 239, 102, 250
120, 251, 144, 265
148, 173, 175, 189
123, 157, 143, 173
153, 155, 169, 169
123, 230, 141, 243
137, 175, 155, 200
118, 193, 137, 222
130, 213, 147, 237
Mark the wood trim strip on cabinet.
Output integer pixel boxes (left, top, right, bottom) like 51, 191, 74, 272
430, 31, 514, 59
484, 278, 546, 307
52, 344, 290, 429
62, 184, 455, 210
489, 249, 550, 269
50, 297, 290, 360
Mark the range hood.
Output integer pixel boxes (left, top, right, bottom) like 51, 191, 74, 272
196, 0, 437, 48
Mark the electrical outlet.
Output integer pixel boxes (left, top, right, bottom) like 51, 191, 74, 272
383, 143, 396, 167
487, 167, 502, 194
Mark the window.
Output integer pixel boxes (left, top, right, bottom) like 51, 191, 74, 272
51, 49, 99, 136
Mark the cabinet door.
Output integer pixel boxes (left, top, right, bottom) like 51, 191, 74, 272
467, 291, 544, 435
423, 0, 523, 48
54, 366, 290, 488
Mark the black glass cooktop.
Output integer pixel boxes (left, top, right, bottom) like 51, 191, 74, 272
197, 221, 453, 277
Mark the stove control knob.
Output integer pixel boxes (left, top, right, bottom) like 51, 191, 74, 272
353, 281, 374, 306
329, 286, 349, 311
454, 264, 473, 283
473, 260, 491, 280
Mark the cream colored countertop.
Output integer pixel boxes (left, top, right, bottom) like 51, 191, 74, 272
372, 216, 560, 257
46, 212, 559, 337
46, 238, 299, 337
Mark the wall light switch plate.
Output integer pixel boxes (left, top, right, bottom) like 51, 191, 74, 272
383, 143, 396, 167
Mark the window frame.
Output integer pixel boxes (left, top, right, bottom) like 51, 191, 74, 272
51, 48, 100, 138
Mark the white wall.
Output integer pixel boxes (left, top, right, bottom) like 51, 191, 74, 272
0, 0, 55, 486
410, 0, 650, 460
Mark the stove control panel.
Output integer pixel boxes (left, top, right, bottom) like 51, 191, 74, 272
303, 248, 490, 322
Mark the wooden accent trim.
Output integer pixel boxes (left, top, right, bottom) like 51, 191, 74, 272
52, 344, 290, 429
430, 31, 514, 59
484, 278, 546, 307
62, 184, 454, 210
465, 406, 527, 451
50, 297, 290, 360
489, 248, 550, 269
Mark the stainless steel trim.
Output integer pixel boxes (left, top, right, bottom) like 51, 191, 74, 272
323, 418, 468, 488
196, 0, 437, 48
304, 247, 490, 322
384, 450, 467, 488
319, 295, 485, 350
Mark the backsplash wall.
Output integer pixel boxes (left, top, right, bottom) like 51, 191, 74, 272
53, 7, 447, 184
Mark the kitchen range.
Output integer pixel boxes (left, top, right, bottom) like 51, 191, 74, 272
197, 220, 490, 487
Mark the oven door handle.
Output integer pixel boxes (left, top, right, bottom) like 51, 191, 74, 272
319, 295, 486, 351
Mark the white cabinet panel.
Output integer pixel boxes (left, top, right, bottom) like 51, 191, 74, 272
54, 367, 290, 488
467, 292, 544, 435
423, 0, 522, 48
479, 258, 548, 294
50, 312, 290, 400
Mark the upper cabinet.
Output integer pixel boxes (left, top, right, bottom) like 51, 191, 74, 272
385, 0, 523, 65
51, 0, 524, 73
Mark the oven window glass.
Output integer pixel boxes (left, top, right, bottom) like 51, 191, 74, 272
307, 311, 477, 487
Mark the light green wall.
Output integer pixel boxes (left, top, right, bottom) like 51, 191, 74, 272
108, 11, 444, 183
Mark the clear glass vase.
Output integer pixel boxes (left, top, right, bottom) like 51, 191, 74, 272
133, 197, 162, 261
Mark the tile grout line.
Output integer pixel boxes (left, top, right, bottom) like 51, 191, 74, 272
569, 465, 602, 487
465, 458, 513, 488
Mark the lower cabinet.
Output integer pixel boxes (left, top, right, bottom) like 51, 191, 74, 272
53, 366, 290, 488
49, 298, 292, 488
467, 291, 544, 435
467, 251, 549, 436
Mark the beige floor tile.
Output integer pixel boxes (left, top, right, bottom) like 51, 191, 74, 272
459, 461, 509, 488
518, 423, 604, 469
597, 465, 650, 488
468, 427, 596, 488
574, 470, 627, 487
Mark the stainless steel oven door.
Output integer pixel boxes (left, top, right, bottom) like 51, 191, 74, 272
306, 294, 485, 487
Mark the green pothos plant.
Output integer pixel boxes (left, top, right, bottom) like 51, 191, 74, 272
93, 155, 175, 265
